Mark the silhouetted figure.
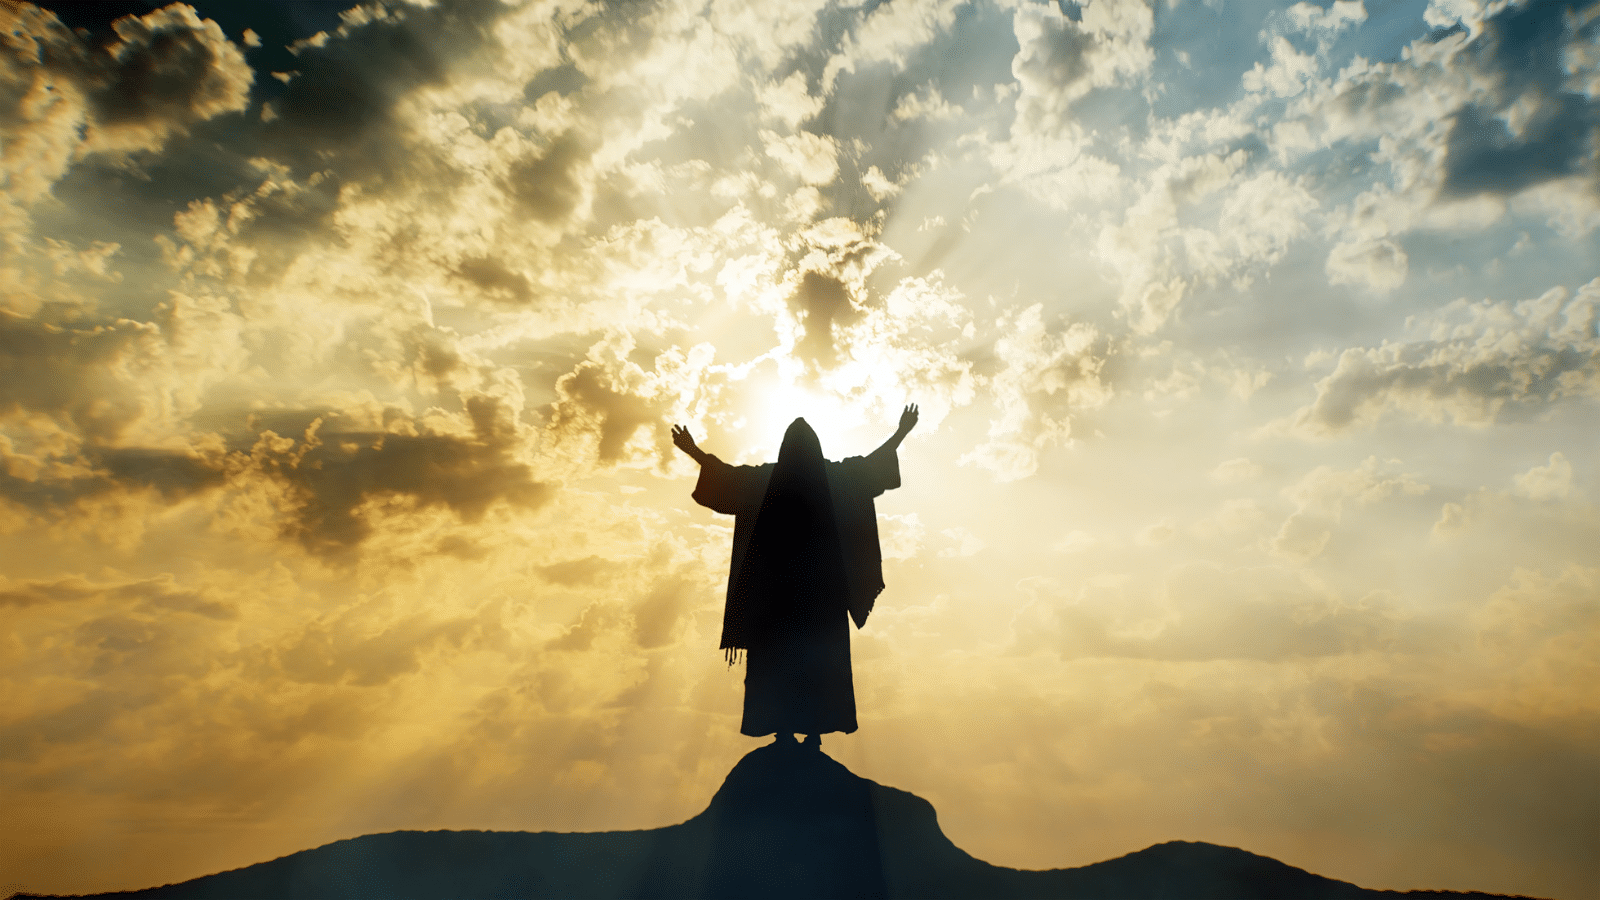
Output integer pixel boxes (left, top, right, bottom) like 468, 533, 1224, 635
673, 405, 917, 741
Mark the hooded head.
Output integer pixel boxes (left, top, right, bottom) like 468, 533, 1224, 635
776, 417, 824, 467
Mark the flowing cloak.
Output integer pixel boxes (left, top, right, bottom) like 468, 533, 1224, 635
692, 426, 900, 736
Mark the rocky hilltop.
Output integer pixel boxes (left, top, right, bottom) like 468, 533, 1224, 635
11, 741, 1543, 899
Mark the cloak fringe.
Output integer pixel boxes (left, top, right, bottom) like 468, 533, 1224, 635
724, 647, 744, 667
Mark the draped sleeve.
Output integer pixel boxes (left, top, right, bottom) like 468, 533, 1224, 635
692, 455, 769, 515
692, 455, 774, 652
827, 444, 901, 629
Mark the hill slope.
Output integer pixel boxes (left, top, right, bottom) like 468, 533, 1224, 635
10, 741, 1543, 899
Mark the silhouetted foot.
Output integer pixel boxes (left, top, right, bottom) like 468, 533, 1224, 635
803, 733, 821, 749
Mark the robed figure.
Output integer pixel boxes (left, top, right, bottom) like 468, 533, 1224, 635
673, 405, 917, 742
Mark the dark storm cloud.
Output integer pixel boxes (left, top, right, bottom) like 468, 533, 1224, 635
1440, 0, 1600, 198
94, 447, 229, 498
1, 385, 546, 556
523, 60, 586, 101
1444, 95, 1599, 198
25, 0, 517, 233
80, 6, 252, 132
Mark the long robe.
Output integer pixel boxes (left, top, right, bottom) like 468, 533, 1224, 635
693, 428, 900, 736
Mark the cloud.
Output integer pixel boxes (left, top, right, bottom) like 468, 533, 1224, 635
252, 397, 547, 555
1269, 0, 1600, 259
1210, 457, 1265, 483
545, 338, 686, 469
823, 0, 968, 91
274, 609, 481, 687
539, 555, 625, 587
1437, 0, 1600, 200
3, 390, 545, 557
0, 3, 252, 209
961, 304, 1110, 481
1271, 457, 1429, 560
1242, 34, 1319, 98
1092, 151, 1317, 333
1326, 237, 1409, 293
789, 270, 859, 367
1284, 0, 1367, 41
0, 573, 232, 618
0, 312, 157, 443
1296, 278, 1600, 433
1513, 451, 1576, 500
1011, 0, 1154, 126
452, 255, 535, 304
1013, 563, 1409, 661
259, 0, 514, 178
505, 131, 594, 225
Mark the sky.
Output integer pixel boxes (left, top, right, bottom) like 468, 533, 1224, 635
1, 0, 1598, 897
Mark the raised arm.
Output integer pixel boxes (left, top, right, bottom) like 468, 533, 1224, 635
672, 424, 710, 465
873, 403, 918, 455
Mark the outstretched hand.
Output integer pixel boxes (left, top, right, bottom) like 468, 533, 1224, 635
672, 424, 706, 463
897, 403, 919, 435
671, 424, 697, 453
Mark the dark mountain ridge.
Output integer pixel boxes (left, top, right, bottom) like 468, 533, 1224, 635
10, 741, 1545, 899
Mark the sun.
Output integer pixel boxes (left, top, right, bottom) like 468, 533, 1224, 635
734, 359, 884, 461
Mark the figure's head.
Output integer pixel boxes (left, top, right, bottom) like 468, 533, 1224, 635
777, 417, 823, 465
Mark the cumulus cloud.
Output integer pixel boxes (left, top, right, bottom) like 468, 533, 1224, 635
0, 312, 157, 443
3, 389, 545, 556
1326, 237, 1409, 293
1010, 0, 1154, 129
249, 399, 547, 555
961, 304, 1110, 481
0, 3, 252, 208
1512, 451, 1576, 500
1272, 457, 1429, 560
1272, 0, 1600, 257
1296, 278, 1600, 433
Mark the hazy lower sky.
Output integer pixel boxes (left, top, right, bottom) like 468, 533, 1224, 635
3, 0, 1598, 897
